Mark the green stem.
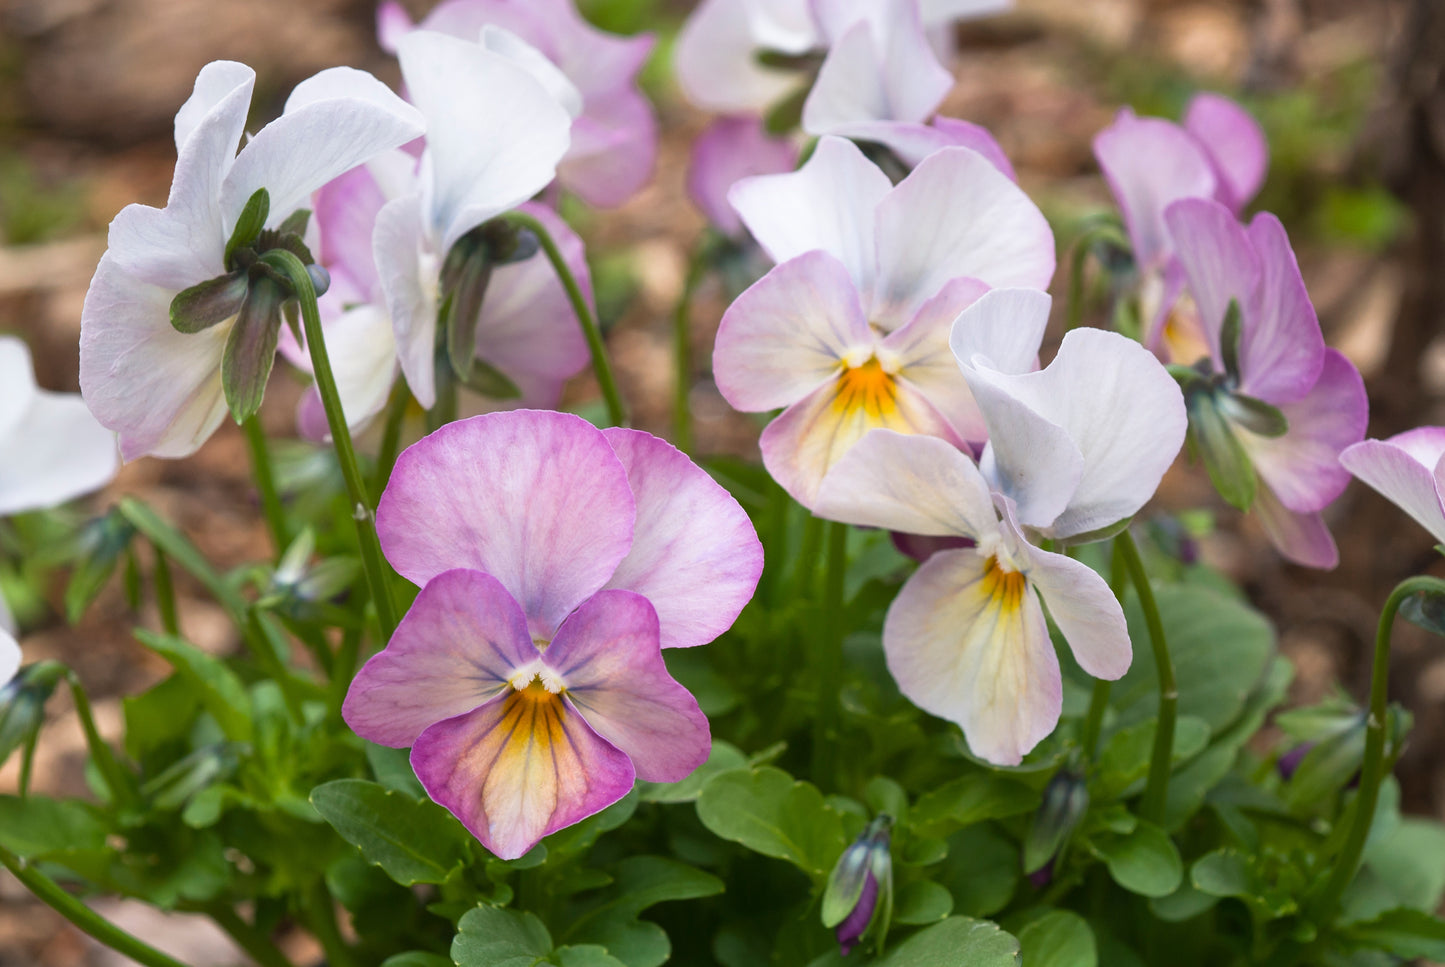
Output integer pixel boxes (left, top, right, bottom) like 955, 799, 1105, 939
1310, 575, 1445, 923
671, 244, 709, 453
811, 522, 848, 788
203, 905, 295, 967
242, 416, 289, 554
1082, 541, 1130, 759
373, 381, 410, 502
67, 674, 135, 808
500, 211, 626, 427
0, 844, 191, 967
120, 498, 247, 616
1117, 530, 1175, 825
153, 551, 180, 637
304, 881, 356, 967
330, 625, 363, 714
1066, 236, 1092, 333
18, 726, 39, 797
267, 249, 398, 639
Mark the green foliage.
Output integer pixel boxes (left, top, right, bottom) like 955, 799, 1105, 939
310, 779, 471, 886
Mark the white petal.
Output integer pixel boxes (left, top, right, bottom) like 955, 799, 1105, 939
881, 277, 992, 441
479, 25, 585, 119
374, 194, 440, 408
1340, 432, 1445, 547
0, 629, 17, 687
0, 337, 38, 444
303, 304, 399, 434
173, 61, 255, 157
947, 287, 1051, 376
674, 0, 806, 114
1026, 546, 1131, 679
803, 5, 951, 133
0, 390, 119, 516
728, 136, 891, 294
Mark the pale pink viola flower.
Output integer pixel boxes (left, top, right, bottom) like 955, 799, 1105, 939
345, 410, 763, 858
712, 136, 1054, 507
379, 0, 657, 208
815, 295, 1186, 764
1340, 429, 1445, 546
78, 62, 424, 460
1093, 94, 1267, 361
686, 116, 799, 237
1163, 198, 1367, 568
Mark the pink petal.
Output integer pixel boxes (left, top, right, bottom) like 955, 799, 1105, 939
686, 117, 799, 237
1251, 484, 1339, 569
713, 250, 874, 413
558, 96, 657, 208
342, 569, 536, 748
315, 164, 387, 299
1235, 212, 1325, 404
1184, 93, 1267, 214
1162, 196, 1256, 372
601, 430, 763, 649
880, 277, 992, 442
377, 411, 637, 637
1341, 428, 1445, 546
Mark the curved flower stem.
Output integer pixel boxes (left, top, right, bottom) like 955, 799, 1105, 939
499, 210, 626, 427
671, 243, 709, 453
267, 250, 398, 640
67, 673, 135, 809
1081, 540, 1130, 759
811, 521, 849, 788
242, 416, 289, 554
1117, 530, 1175, 825
1310, 574, 1445, 924
0, 843, 190, 967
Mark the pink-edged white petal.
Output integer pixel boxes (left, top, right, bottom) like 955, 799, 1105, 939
713, 250, 874, 413
1251, 484, 1339, 569
834, 117, 1017, 179
1093, 109, 1216, 266
411, 684, 635, 860
814, 428, 997, 539
761, 367, 965, 509
377, 0, 414, 52
882, 277, 992, 441
1239, 349, 1365, 513
600, 429, 763, 649
872, 147, 1055, 328
1162, 197, 1257, 366
0, 388, 118, 516
884, 547, 1061, 766
1341, 427, 1445, 546
378, 411, 637, 636
1234, 212, 1325, 404
1025, 545, 1131, 679
295, 304, 399, 435
674, 0, 806, 114
545, 589, 710, 780
728, 136, 892, 293
0, 630, 17, 687
397, 30, 572, 251
1184, 93, 1267, 214
686, 116, 799, 237
802, 11, 952, 133
373, 193, 440, 407
343, 568, 536, 748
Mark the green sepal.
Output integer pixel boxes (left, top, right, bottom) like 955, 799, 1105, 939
1188, 391, 1256, 510
1166, 363, 1212, 394
221, 274, 286, 424
170, 271, 248, 333
224, 188, 270, 268
1400, 587, 1445, 638
0, 661, 67, 764
1220, 298, 1243, 383
764, 83, 809, 135
1219, 391, 1289, 438
1023, 769, 1089, 875
277, 207, 310, 238
443, 251, 493, 385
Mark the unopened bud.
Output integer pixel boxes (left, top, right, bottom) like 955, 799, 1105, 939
822, 814, 894, 956
0, 661, 66, 764
1023, 769, 1089, 877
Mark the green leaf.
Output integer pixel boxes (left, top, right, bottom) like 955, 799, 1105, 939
1016, 910, 1097, 967
875, 916, 1020, 966
381, 955, 453, 967
1338, 908, 1445, 960
310, 779, 469, 886
893, 880, 952, 925
696, 766, 849, 880
1087, 821, 1182, 898
554, 947, 628, 967
453, 906, 552, 967
0, 795, 108, 856
563, 856, 724, 967
910, 771, 1039, 837
1092, 715, 1211, 800
638, 740, 746, 803
1361, 818, 1445, 914
133, 629, 251, 742
866, 776, 909, 822
365, 741, 427, 800
1149, 882, 1220, 922
938, 825, 1019, 918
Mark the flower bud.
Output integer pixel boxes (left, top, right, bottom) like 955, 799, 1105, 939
1023, 768, 1089, 879
0, 660, 65, 764
822, 814, 894, 956
140, 742, 244, 811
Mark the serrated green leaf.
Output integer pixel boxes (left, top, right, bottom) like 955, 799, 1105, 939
133, 629, 251, 743
875, 916, 1020, 966
310, 779, 468, 886
453, 906, 552, 967
1016, 910, 1096, 967
696, 766, 849, 880
1088, 821, 1182, 897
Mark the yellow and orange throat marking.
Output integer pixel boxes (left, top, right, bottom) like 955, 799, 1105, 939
1161, 298, 1212, 368
980, 556, 1028, 613
495, 680, 569, 747
832, 356, 899, 420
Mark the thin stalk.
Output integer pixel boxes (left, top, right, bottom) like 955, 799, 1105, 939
67, 674, 135, 809
1066, 236, 1092, 332
671, 245, 709, 453
203, 905, 296, 967
810, 522, 849, 788
1081, 540, 1130, 758
330, 625, 363, 714
794, 514, 825, 599
500, 210, 626, 427
1117, 530, 1175, 824
18, 727, 39, 797
153, 551, 180, 637
304, 881, 356, 967
1310, 575, 1445, 922
372, 381, 410, 501
267, 249, 398, 639
0, 844, 191, 967
242, 416, 289, 554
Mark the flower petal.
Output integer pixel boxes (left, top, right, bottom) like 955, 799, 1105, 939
1234, 212, 1325, 403
1184, 93, 1267, 214
601, 429, 763, 649
713, 250, 873, 413
315, 163, 390, 299
1025, 546, 1131, 680
674, 0, 805, 114
378, 411, 636, 636
880, 276, 992, 441
0, 389, 117, 516
686, 116, 799, 236
884, 548, 1062, 766
293, 304, 399, 436
374, 193, 440, 407
946, 286, 1050, 376
872, 146, 1055, 328
411, 684, 635, 859
834, 117, 1017, 179
343, 568, 536, 748
544, 589, 710, 780
558, 95, 657, 208
1341, 428, 1445, 546
728, 136, 892, 294
1251, 484, 1339, 569
1161, 196, 1257, 367
0, 630, 17, 687
0, 337, 38, 444
814, 428, 996, 539
802, 11, 952, 132
1093, 109, 1215, 266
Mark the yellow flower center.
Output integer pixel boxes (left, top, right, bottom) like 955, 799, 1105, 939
1161, 294, 1211, 368
832, 357, 899, 420
980, 556, 1028, 613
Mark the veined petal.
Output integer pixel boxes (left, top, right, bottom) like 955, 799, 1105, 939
814, 429, 997, 539
378, 411, 636, 637
1162, 197, 1257, 366
0, 389, 118, 516
872, 147, 1055, 329
802, 12, 951, 133
1341, 428, 1445, 546
884, 548, 1062, 766
544, 590, 710, 780
343, 569, 537, 748
761, 364, 964, 508
881, 277, 991, 441
713, 250, 873, 413
1238, 349, 1365, 513
411, 684, 635, 860
946, 287, 1050, 376
479, 25, 584, 119
397, 30, 571, 252
173, 60, 255, 157
374, 194, 440, 408
293, 304, 399, 435
1235, 212, 1325, 404
1184, 93, 1267, 214
674, 0, 804, 114
1251, 484, 1339, 569
315, 163, 390, 299
601, 430, 763, 649
0, 630, 17, 687
558, 95, 657, 208
1025, 545, 1130, 679
686, 116, 800, 236
0, 338, 38, 444
728, 137, 892, 294
1093, 109, 1215, 267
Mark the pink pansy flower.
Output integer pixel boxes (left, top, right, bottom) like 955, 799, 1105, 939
379, 0, 657, 208
686, 117, 800, 237
1340, 429, 1445, 546
814, 292, 1187, 764
1163, 198, 1367, 568
365, 30, 574, 410
1093, 94, 1267, 361
344, 410, 763, 858
78, 61, 424, 460
712, 136, 1054, 507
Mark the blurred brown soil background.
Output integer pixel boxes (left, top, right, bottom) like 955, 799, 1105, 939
0, 0, 1442, 962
